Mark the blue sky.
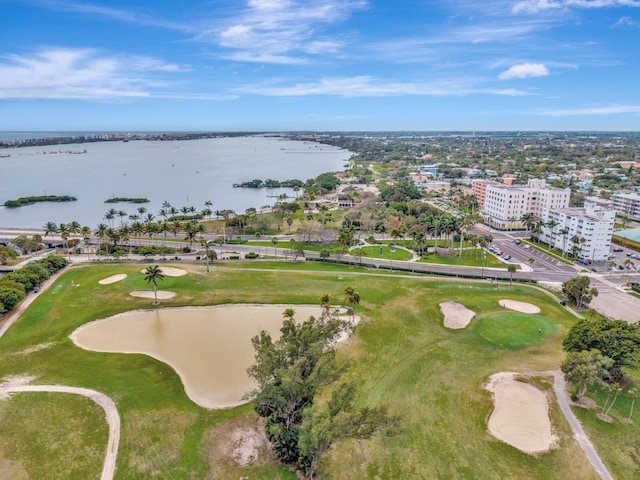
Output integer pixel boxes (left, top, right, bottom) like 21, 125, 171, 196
1, 0, 639, 131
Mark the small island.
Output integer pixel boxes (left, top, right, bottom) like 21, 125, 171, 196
233, 178, 304, 189
104, 197, 150, 204
3, 195, 77, 208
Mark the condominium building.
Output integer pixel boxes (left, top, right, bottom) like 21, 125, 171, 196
477, 179, 570, 230
612, 192, 640, 220
540, 198, 615, 262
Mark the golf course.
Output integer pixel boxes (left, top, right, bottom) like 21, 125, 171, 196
0, 261, 638, 479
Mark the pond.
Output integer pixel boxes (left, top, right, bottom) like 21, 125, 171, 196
70, 305, 323, 409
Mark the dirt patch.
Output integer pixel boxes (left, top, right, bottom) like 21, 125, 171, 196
0, 458, 29, 480
12, 343, 54, 355
485, 372, 556, 454
140, 267, 187, 277
99, 274, 127, 285
204, 412, 275, 479
129, 290, 176, 299
439, 301, 475, 329
499, 299, 541, 314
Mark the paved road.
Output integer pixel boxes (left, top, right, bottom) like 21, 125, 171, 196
0, 383, 120, 480
527, 370, 613, 480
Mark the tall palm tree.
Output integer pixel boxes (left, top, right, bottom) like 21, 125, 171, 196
95, 223, 108, 254
559, 227, 570, 258
282, 308, 295, 321
144, 265, 165, 305
104, 208, 117, 228
507, 264, 517, 288
545, 219, 559, 252
343, 286, 360, 322
200, 237, 215, 273
608, 259, 617, 276
624, 258, 635, 279
117, 210, 128, 227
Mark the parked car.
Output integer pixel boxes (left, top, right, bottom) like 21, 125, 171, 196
496, 250, 503, 256
613, 248, 623, 252
619, 265, 625, 270
524, 245, 531, 249
515, 239, 521, 245
504, 254, 511, 260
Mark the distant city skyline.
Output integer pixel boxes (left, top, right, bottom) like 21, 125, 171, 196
1, 0, 639, 131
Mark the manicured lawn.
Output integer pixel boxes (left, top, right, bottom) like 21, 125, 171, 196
0, 262, 629, 479
418, 251, 509, 268
349, 245, 414, 261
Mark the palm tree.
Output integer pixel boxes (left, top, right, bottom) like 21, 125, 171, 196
200, 237, 215, 273
282, 308, 295, 321
95, 223, 108, 254
624, 258, 635, 279
507, 264, 517, 288
117, 210, 128, 227
528, 257, 535, 279
272, 236, 279, 257
545, 219, 559, 252
344, 286, 360, 322
104, 208, 117, 228
608, 259, 617, 276
559, 227, 569, 258
320, 294, 331, 316
144, 265, 165, 305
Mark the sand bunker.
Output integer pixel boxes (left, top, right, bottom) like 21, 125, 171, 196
140, 267, 187, 277
440, 301, 476, 329
485, 372, 555, 454
130, 290, 176, 299
99, 274, 127, 285
499, 299, 541, 314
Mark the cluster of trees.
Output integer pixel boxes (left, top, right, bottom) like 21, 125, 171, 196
0, 245, 19, 264
0, 255, 68, 314
562, 276, 598, 310
237, 178, 304, 189
247, 293, 397, 478
562, 313, 640, 406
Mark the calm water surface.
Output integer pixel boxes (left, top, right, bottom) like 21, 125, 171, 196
71, 304, 323, 409
0, 136, 350, 228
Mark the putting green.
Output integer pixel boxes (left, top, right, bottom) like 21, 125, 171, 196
469, 312, 558, 349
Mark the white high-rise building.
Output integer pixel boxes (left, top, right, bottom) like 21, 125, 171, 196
480, 179, 570, 229
541, 197, 615, 262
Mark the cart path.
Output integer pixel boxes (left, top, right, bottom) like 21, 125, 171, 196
0, 383, 120, 480
527, 370, 613, 480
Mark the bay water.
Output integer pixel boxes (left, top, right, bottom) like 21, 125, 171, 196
0, 136, 351, 228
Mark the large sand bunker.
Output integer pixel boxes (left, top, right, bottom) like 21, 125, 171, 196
440, 301, 475, 329
130, 290, 176, 299
485, 372, 555, 454
99, 274, 127, 285
499, 299, 541, 314
140, 267, 187, 277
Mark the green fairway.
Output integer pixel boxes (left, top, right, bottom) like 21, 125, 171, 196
0, 262, 632, 479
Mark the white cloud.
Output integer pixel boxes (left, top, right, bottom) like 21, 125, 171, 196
237, 76, 531, 97
209, 0, 367, 64
541, 104, 640, 115
498, 62, 549, 79
513, 0, 640, 14
613, 15, 640, 26
0, 48, 185, 99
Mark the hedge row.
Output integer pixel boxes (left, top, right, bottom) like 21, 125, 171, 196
0, 255, 68, 314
